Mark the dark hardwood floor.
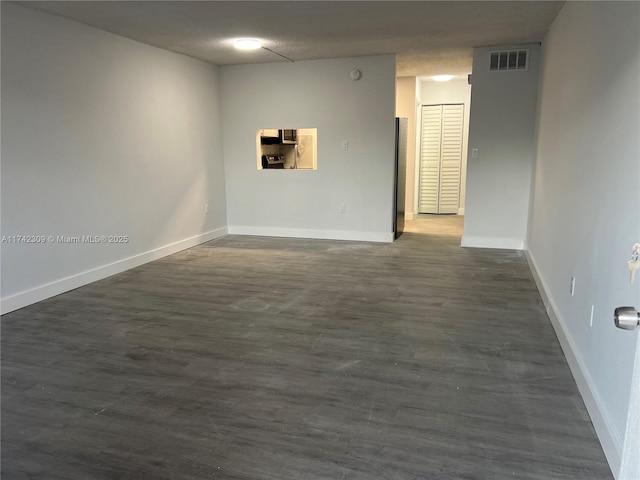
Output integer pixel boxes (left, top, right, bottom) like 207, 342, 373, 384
1, 217, 613, 479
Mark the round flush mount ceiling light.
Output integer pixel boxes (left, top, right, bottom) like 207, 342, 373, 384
234, 38, 262, 50
432, 75, 454, 82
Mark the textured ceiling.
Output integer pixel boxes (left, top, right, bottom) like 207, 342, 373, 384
16, 1, 564, 78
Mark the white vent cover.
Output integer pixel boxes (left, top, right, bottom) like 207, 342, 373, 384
490, 50, 528, 71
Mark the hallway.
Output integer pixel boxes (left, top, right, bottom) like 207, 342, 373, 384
404, 214, 464, 245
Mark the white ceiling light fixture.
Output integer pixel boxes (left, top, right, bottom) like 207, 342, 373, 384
432, 75, 454, 82
234, 38, 262, 50
232, 38, 294, 62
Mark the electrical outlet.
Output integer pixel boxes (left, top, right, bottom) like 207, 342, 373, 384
570, 277, 575, 296
471, 148, 479, 159
204, 203, 209, 214
339, 204, 346, 213
342, 141, 349, 152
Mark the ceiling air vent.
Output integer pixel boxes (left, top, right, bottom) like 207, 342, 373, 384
489, 50, 528, 71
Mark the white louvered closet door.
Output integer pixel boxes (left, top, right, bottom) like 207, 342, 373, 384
418, 104, 464, 214
418, 106, 443, 213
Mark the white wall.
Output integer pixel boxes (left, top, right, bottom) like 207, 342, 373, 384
526, 2, 640, 476
463, 44, 541, 250
0, 3, 227, 313
221, 55, 396, 243
395, 76, 417, 218
418, 78, 471, 215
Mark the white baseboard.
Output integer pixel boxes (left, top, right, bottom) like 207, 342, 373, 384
0, 227, 228, 315
524, 246, 621, 478
457, 208, 465, 215
228, 225, 393, 243
461, 235, 523, 250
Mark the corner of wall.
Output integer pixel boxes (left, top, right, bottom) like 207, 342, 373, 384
1, 4, 229, 313
0, 228, 229, 315
463, 43, 540, 251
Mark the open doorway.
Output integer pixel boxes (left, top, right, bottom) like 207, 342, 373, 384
395, 75, 471, 245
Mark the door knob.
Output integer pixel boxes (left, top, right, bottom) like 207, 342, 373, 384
614, 306, 640, 330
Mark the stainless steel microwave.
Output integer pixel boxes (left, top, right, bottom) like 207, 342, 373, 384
279, 129, 297, 144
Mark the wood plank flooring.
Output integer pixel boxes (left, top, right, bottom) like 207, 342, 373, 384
403, 214, 465, 243
1, 217, 613, 479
